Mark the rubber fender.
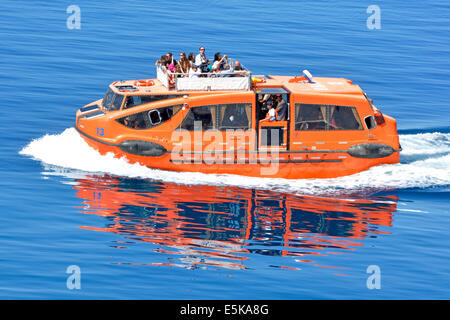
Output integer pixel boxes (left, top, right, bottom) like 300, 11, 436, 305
347, 143, 394, 159
119, 140, 167, 157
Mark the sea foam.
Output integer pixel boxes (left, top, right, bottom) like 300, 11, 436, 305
20, 128, 450, 195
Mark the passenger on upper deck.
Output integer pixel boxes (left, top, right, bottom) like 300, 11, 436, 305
211, 63, 235, 77
165, 52, 177, 72
189, 65, 201, 78
177, 52, 190, 76
195, 46, 210, 73
166, 52, 177, 66
212, 52, 228, 71
155, 55, 168, 68
188, 52, 195, 66
232, 60, 249, 77
234, 60, 246, 71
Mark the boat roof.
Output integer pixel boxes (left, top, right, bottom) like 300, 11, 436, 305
258, 75, 364, 95
110, 73, 364, 96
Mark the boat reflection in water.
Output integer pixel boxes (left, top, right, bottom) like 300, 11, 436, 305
74, 175, 397, 271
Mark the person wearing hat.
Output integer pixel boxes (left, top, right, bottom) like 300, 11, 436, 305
189, 64, 201, 78
260, 99, 277, 122
211, 62, 234, 77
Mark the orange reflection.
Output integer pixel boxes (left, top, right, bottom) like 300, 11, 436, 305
73, 175, 397, 270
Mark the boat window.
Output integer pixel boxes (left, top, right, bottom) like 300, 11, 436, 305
295, 104, 327, 130
124, 94, 184, 109
148, 109, 161, 125
181, 103, 252, 131
328, 105, 362, 130
181, 106, 214, 131
364, 115, 376, 130
101, 87, 125, 112
295, 104, 362, 131
110, 94, 124, 111
116, 105, 182, 130
218, 103, 252, 130
102, 88, 115, 110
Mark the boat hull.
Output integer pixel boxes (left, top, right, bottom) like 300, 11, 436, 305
77, 126, 399, 179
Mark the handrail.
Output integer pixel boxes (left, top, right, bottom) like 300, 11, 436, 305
156, 64, 252, 91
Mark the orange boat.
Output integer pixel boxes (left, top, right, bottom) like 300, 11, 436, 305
75, 66, 401, 179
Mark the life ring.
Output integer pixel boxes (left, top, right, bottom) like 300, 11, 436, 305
134, 79, 154, 87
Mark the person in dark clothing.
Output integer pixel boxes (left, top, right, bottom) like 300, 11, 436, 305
234, 60, 246, 71
275, 95, 287, 121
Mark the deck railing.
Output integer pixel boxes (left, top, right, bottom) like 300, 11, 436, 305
156, 65, 252, 91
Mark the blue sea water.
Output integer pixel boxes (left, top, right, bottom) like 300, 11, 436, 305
1, 0, 450, 299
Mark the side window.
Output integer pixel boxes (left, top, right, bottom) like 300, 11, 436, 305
295, 104, 327, 130
102, 88, 115, 109
364, 115, 376, 130
295, 104, 362, 131
124, 95, 142, 109
124, 94, 183, 109
329, 105, 362, 130
181, 105, 215, 131
181, 103, 252, 131
116, 105, 182, 129
218, 103, 252, 130
148, 109, 161, 125
110, 94, 124, 111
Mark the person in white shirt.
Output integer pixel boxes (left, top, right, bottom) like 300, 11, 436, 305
260, 100, 277, 122
195, 46, 210, 72
211, 63, 235, 77
189, 65, 201, 78
212, 52, 228, 71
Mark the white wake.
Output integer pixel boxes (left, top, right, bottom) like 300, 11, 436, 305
19, 128, 450, 194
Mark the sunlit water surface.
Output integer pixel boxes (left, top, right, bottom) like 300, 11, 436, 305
2, 0, 450, 299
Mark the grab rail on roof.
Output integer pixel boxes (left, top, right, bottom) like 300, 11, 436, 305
156, 64, 252, 91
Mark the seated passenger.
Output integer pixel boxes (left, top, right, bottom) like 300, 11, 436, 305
232, 60, 249, 77
212, 52, 228, 71
189, 65, 201, 78
177, 52, 190, 76
175, 64, 183, 77
155, 55, 168, 68
275, 95, 287, 121
211, 64, 220, 76
168, 63, 176, 73
165, 53, 176, 87
211, 63, 234, 77
188, 52, 195, 66
234, 60, 246, 71
166, 52, 177, 68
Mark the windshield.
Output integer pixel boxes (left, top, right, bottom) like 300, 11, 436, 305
102, 87, 124, 111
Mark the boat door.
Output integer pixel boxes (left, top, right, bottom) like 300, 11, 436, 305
255, 88, 290, 152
